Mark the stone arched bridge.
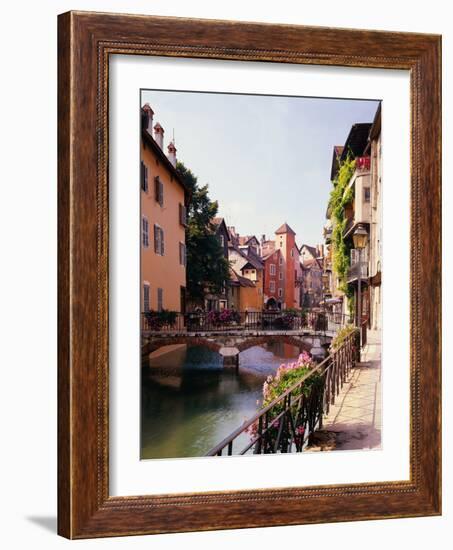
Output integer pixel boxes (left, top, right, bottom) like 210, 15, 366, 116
142, 330, 333, 367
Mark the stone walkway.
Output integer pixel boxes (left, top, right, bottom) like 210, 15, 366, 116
308, 329, 382, 452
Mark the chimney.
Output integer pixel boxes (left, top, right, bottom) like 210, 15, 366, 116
154, 122, 164, 149
167, 141, 177, 167
142, 103, 154, 133
317, 244, 324, 257
261, 234, 266, 244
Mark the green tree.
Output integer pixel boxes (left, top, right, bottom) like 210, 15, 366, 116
177, 161, 230, 303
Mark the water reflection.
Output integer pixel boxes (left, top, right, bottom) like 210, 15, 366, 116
141, 342, 302, 459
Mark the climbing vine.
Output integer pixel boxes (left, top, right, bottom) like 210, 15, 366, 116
329, 155, 356, 312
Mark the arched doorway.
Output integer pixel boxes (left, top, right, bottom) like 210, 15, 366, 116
265, 297, 278, 310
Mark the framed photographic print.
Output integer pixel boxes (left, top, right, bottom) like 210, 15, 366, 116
58, 11, 441, 538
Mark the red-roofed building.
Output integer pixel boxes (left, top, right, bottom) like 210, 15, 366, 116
262, 249, 284, 309
274, 222, 299, 309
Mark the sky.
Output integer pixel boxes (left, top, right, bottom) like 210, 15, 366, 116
141, 89, 379, 247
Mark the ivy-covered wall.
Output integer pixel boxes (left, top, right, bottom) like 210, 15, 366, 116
329, 156, 356, 314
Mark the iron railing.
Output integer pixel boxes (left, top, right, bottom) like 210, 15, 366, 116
205, 329, 358, 456
360, 319, 368, 347
141, 310, 354, 334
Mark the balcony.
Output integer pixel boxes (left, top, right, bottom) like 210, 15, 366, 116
347, 261, 368, 283
355, 156, 371, 172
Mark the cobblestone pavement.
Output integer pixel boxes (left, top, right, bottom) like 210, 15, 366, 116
308, 329, 382, 452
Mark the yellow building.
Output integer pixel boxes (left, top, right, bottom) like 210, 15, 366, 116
228, 244, 264, 311
228, 268, 262, 311
140, 104, 190, 313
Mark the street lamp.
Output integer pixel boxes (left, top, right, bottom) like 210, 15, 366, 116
352, 224, 368, 350
321, 271, 329, 331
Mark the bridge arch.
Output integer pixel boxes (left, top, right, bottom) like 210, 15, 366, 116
236, 335, 312, 354
142, 334, 319, 358
142, 336, 222, 357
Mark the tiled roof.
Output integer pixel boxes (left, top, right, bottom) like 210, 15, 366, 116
301, 244, 319, 258
302, 258, 323, 269
229, 268, 255, 287
229, 243, 264, 270
275, 222, 296, 235
238, 235, 258, 246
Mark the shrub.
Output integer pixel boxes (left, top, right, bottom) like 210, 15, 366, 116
247, 351, 324, 450
206, 308, 240, 326
144, 309, 178, 330
272, 313, 296, 329
330, 324, 357, 351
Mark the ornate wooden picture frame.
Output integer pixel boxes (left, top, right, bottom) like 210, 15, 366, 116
58, 11, 441, 539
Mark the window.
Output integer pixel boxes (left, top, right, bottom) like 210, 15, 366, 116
278, 288, 283, 298
179, 203, 187, 226
279, 271, 283, 280
142, 217, 149, 248
179, 242, 186, 266
270, 281, 276, 293
279, 241, 283, 248
290, 249, 294, 258
157, 288, 163, 312
270, 264, 276, 276
154, 224, 164, 255
154, 176, 164, 206
364, 187, 371, 202
141, 161, 148, 192
219, 234, 224, 247
279, 256, 283, 265
143, 284, 150, 312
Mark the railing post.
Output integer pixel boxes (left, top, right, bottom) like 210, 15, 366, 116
253, 416, 263, 454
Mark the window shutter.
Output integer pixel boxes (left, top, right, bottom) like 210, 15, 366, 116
142, 217, 149, 248
144, 165, 148, 192
159, 180, 164, 206
179, 204, 187, 226
143, 285, 150, 312
154, 224, 158, 253
179, 243, 186, 266
160, 228, 165, 255
154, 177, 160, 202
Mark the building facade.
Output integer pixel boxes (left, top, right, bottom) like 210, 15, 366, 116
274, 222, 298, 310
367, 105, 382, 330
262, 249, 284, 309
140, 103, 189, 314
228, 242, 264, 312
323, 105, 382, 330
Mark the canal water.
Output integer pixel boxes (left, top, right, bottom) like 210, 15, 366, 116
141, 342, 302, 459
